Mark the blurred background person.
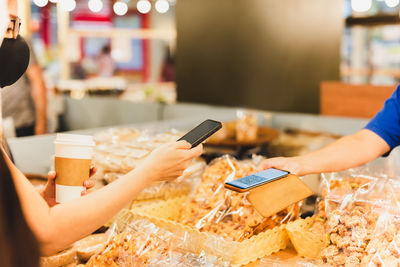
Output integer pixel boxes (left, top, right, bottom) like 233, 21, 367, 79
2, 41, 47, 137
160, 46, 175, 82
97, 44, 115, 77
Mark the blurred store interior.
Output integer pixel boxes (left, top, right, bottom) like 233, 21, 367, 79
5, 0, 400, 174
15, 0, 400, 118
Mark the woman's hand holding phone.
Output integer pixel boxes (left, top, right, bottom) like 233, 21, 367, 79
138, 140, 203, 182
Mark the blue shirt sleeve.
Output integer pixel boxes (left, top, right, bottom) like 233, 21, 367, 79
364, 85, 400, 152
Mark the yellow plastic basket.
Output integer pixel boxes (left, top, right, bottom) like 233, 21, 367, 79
285, 217, 328, 259
115, 197, 290, 266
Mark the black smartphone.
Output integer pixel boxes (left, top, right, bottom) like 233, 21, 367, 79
178, 119, 222, 148
224, 168, 290, 192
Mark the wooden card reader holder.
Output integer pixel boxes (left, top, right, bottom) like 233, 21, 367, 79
225, 169, 313, 218
247, 174, 313, 217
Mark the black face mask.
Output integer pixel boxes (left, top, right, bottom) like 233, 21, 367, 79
0, 36, 30, 88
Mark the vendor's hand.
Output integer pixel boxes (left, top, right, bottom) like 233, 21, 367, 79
259, 157, 304, 176
139, 141, 203, 182
40, 167, 97, 207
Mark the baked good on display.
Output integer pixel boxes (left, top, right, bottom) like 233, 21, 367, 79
206, 112, 279, 146
286, 174, 400, 266
40, 247, 77, 267
235, 113, 258, 143
177, 155, 300, 242
92, 128, 206, 201
74, 234, 108, 262
85, 231, 169, 266
85, 227, 224, 266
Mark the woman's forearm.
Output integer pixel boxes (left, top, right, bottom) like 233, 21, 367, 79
262, 129, 391, 176
45, 166, 152, 253
8, 141, 201, 256
8, 156, 153, 255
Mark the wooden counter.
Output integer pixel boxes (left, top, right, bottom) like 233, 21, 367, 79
320, 81, 396, 118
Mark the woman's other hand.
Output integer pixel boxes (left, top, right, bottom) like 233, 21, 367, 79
40, 167, 96, 207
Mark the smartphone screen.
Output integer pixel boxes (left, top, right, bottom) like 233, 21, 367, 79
225, 168, 290, 190
178, 119, 222, 147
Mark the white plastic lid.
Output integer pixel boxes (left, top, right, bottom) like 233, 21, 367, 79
54, 133, 95, 147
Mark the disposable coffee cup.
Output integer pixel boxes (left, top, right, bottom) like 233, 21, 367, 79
54, 133, 95, 203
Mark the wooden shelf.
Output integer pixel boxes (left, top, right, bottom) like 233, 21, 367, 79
346, 14, 400, 26
341, 66, 400, 78
320, 81, 396, 118
69, 28, 176, 41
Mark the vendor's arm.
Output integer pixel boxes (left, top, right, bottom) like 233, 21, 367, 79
262, 86, 400, 176
6, 141, 202, 256
261, 129, 389, 176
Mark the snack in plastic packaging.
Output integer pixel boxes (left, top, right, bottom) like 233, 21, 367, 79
94, 128, 141, 145
235, 110, 258, 142
317, 174, 384, 266
73, 233, 108, 262
285, 216, 328, 259
177, 155, 300, 242
106, 155, 298, 265
92, 128, 206, 201
86, 216, 228, 266
361, 213, 400, 266
131, 195, 188, 221
259, 248, 325, 267
86, 231, 172, 266
40, 247, 77, 267
93, 128, 184, 174
207, 111, 260, 144
293, 161, 400, 266
207, 122, 235, 143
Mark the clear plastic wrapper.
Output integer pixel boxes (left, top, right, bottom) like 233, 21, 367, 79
92, 128, 205, 201
177, 155, 300, 242
285, 217, 328, 259
298, 156, 400, 266
207, 110, 260, 144
73, 233, 108, 262
94, 128, 183, 149
131, 196, 188, 221
41, 234, 110, 266
235, 110, 258, 143
85, 213, 229, 266
94, 128, 141, 145
111, 155, 294, 265
93, 128, 183, 165
283, 150, 400, 266
260, 251, 325, 267
317, 176, 400, 266
40, 247, 77, 267
99, 159, 205, 201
